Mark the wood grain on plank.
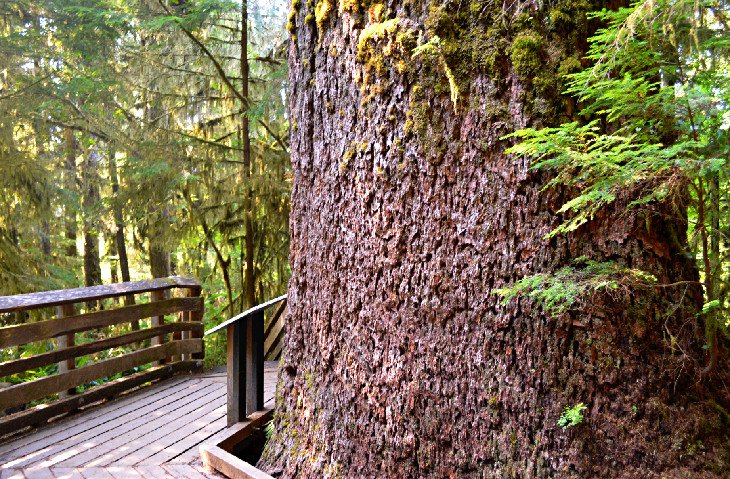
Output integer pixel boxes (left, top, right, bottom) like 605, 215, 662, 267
151, 414, 226, 465
117, 404, 226, 466
200, 445, 273, 479
0, 375, 188, 455
0, 297, 203, 348
131, 398, 227, 465
105, 465, 144, 479
77, 467, 114, 479
17, 467, 53, 479
134, 466, 176, 479
162, 464, 211, 479
82, 394, 226, 467
49, 468, 84, 479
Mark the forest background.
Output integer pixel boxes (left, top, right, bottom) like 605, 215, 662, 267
0, 0, 291, 373
1, 0, 729, 390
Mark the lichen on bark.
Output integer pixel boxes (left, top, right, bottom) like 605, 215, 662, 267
260, 0, 730, 477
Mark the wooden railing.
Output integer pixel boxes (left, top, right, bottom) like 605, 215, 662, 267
205, 294, 286, 426
0, 277, 204, 437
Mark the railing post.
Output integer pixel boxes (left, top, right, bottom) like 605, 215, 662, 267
55, 304, 76, 397
226, 322, 246, 426
246, 310, 264, 416
188, 286, 204, 361
150, 289, 166, 365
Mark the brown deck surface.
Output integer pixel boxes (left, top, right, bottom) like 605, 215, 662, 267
0, 363, 278, 479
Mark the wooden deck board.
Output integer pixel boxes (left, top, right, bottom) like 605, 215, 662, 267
0, 364, 278, 479
0, 376, 188, 457
53, 387, 224, 467
7, 382, 217, 469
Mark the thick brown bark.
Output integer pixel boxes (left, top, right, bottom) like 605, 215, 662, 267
260, 0, 729, 478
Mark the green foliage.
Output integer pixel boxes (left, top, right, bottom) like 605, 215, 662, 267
0, 0, 292, 388
502, 0, 730, 355
494, 259, 657, 315
264, 420, 275, 441
506, 0, 729, 236
557, 403, 587, 429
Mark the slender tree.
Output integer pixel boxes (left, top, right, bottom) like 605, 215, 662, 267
82, 148, 102, 287
63, 128, 79, 260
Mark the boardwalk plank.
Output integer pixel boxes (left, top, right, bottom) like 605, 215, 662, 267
135, 408, 227, 465
8, 382, 215, 470
0, 362, 200, 439
105, 466, 144, 479
49, 469, 84, 479
155, 415, 227, 465
78, 467, 114, 479
89, 397, 226, 466
19, 468, 53, 479
2, 380, 211, 469
163, 464, 214, 479
0, 368, 273, 479
133, 466, 174, 479
55, 387, 225, 467
0, 376, 187, 456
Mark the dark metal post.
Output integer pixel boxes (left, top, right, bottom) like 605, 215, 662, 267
246, 310, 264, 416
226, 322, 246, 426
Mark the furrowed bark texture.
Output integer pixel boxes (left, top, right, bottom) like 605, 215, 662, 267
260, 0, 730, 477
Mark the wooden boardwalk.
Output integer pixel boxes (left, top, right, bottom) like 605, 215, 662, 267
0, 363, 278, 479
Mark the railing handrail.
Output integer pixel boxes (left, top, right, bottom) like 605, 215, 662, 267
204, 294, 287, 336
0, 276, 200, 314
0, 277, 205, 437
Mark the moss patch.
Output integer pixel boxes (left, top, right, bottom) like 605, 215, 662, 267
509, 32, 544, 78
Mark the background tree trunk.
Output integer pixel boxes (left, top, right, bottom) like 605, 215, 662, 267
260, 1, 728, 478
63, 128, 78, 259
82, 149, 102, 288
241, 0, 256, 310
110, 153, 132, 285
149, 240, 171, 278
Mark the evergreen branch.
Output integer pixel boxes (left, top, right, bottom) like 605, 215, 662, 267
156, 0, 249, 108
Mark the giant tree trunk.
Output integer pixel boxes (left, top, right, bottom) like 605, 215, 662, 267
261, 1, 729, 478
